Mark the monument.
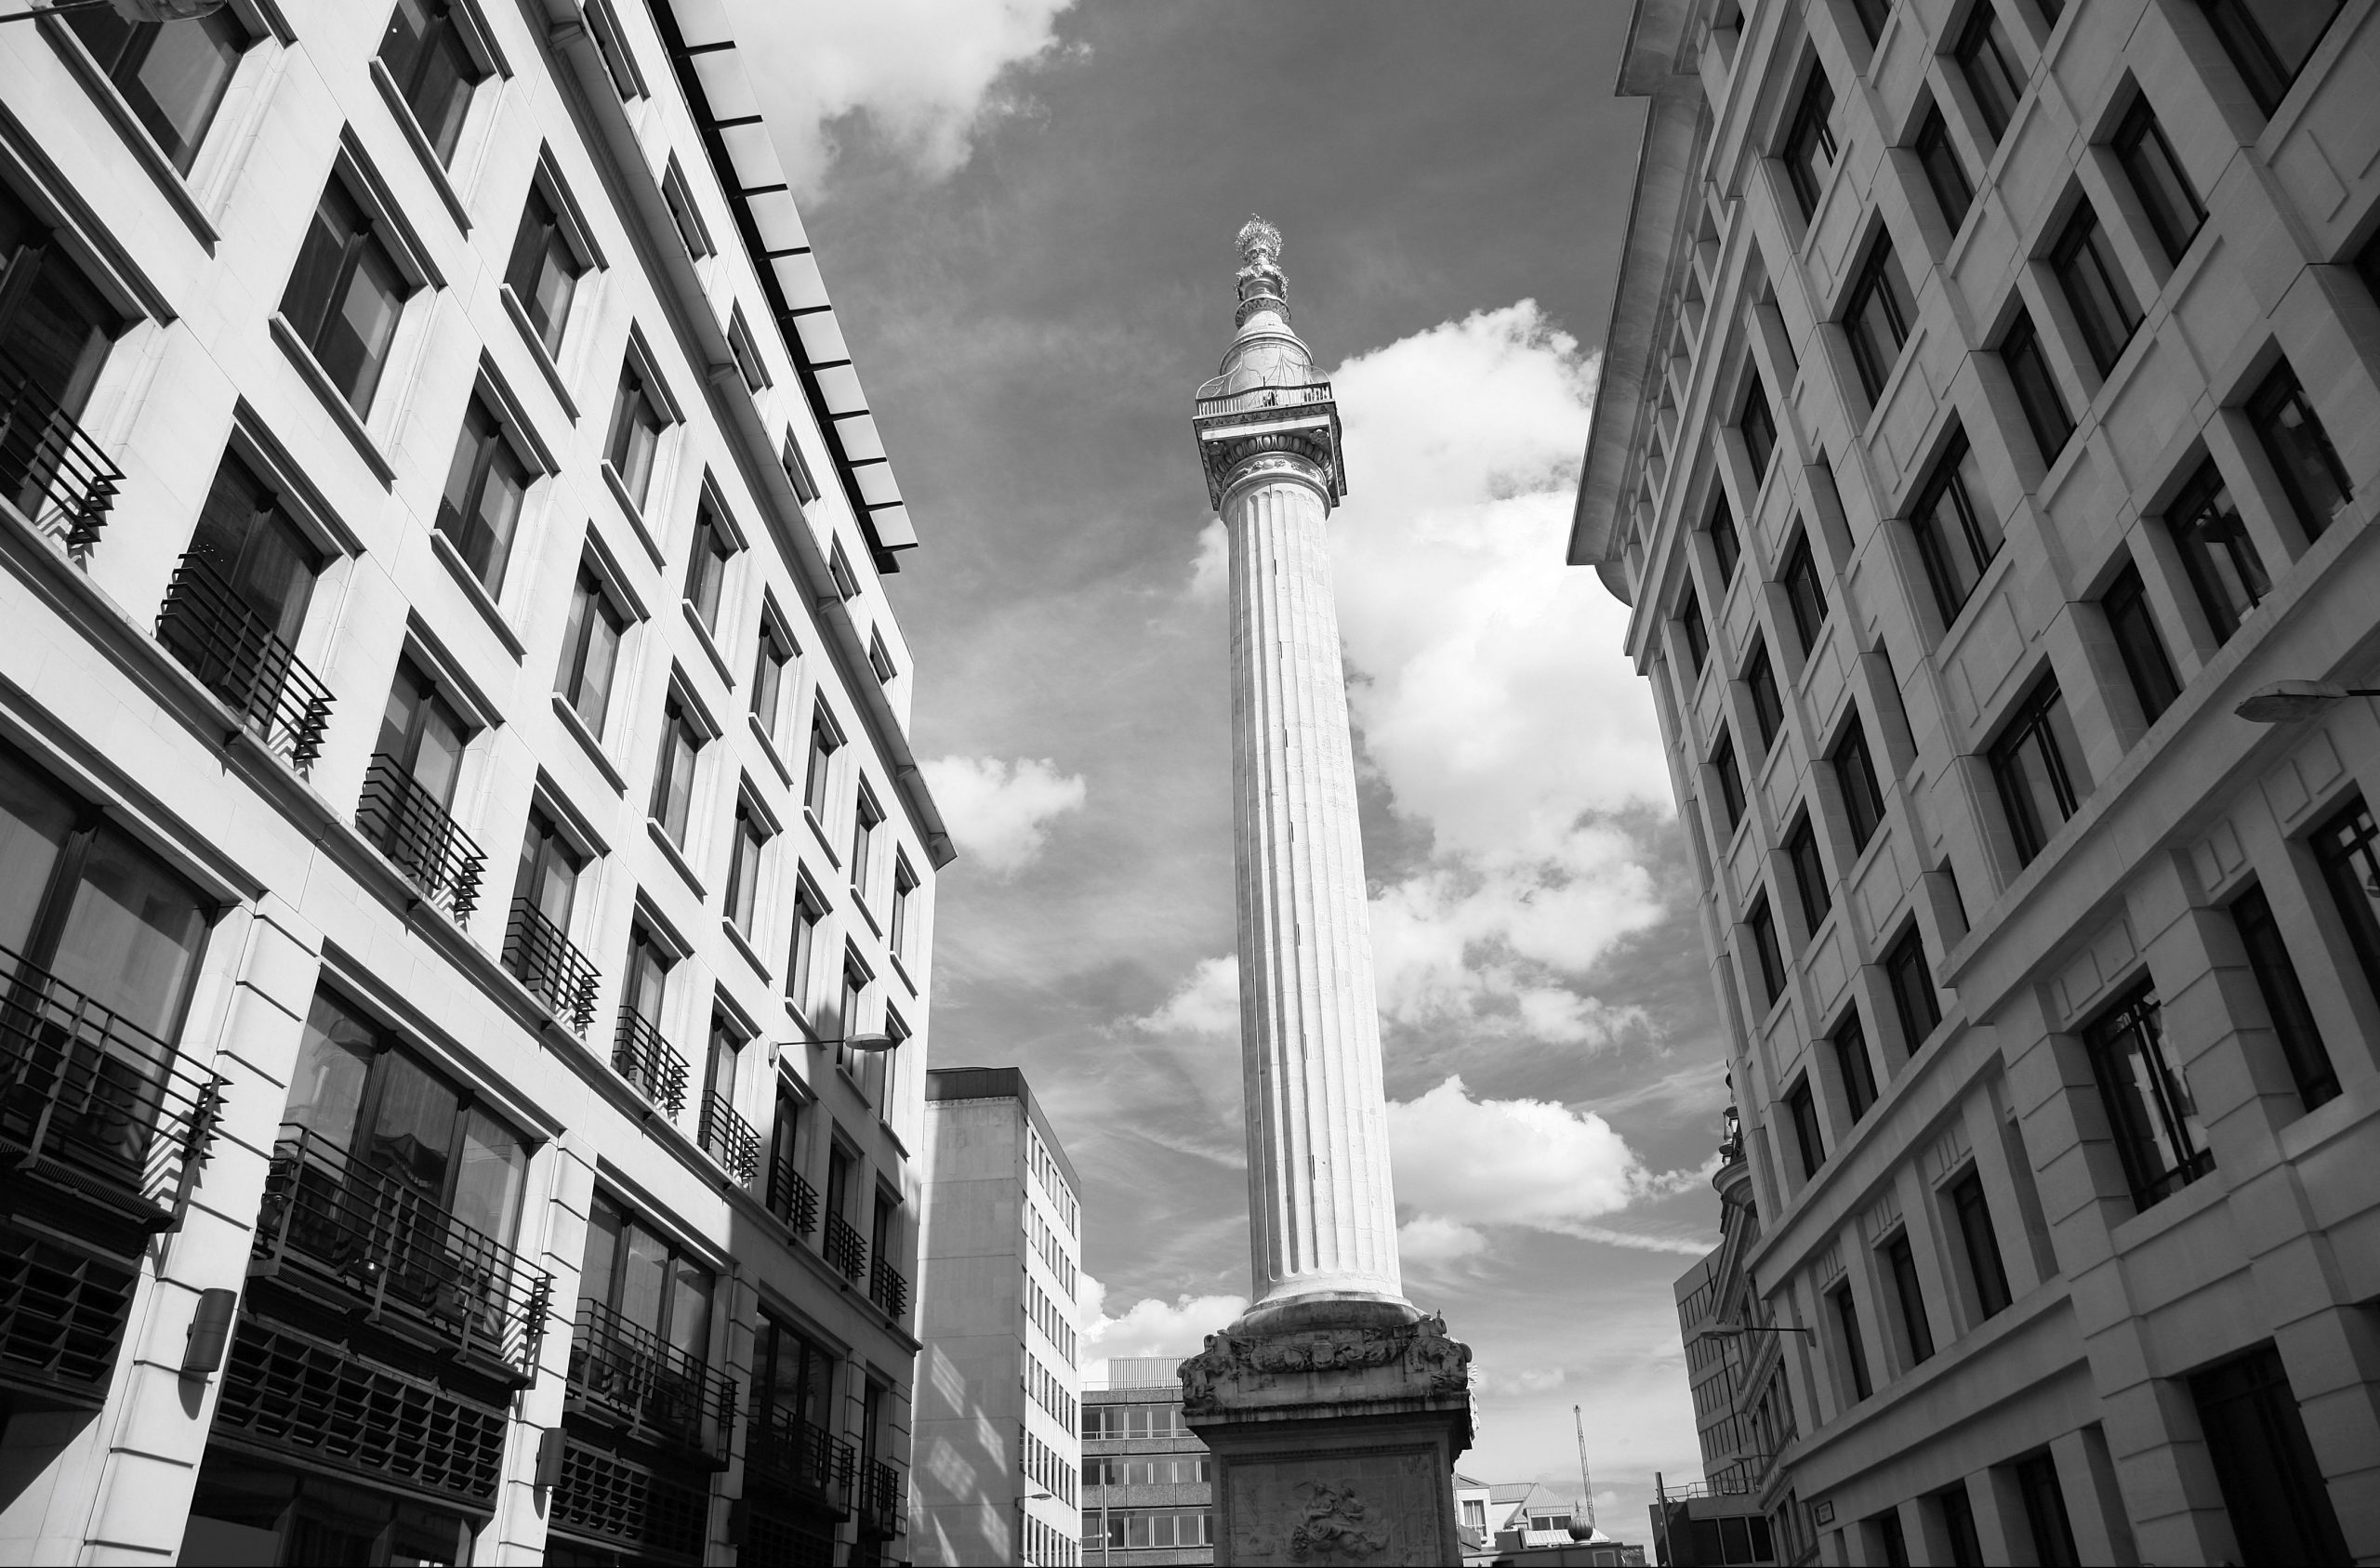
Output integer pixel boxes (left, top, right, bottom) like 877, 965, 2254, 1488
1176, 217, 1474, 1566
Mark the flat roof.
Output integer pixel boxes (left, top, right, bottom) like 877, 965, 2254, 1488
927, 1066, 1083, 1195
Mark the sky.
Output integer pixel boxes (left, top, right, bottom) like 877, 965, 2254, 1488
725, 0, 1728, 1541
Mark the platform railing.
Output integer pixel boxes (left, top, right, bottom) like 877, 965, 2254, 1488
357, 753, 484, 923
155, 553, 333, 774
0, 349, 121, 552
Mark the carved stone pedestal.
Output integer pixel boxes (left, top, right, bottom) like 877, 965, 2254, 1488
1180, 1303, 1474, 1566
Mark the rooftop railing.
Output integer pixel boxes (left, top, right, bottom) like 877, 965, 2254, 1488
1192, 379, 1335, 423
155, 553, 333, 775
697, 1090, 759, 1184
612, 1008, 688, 1118
745, 1402, 853, 1512
0, 350, 121, 552
566, 1299, 735, 1463
822, 1211, 866, 1285
357, 753, 484, 924
502, 899, 596, 1035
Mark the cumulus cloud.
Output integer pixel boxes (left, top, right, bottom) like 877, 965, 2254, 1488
920, 756, 1086, 875
1397, 1214, 1487, 1264
1080, 1275, 1246, 1384
729, 0, 1080, 197
1134, 954, 1238, 1036
1187, 520, 1228, 601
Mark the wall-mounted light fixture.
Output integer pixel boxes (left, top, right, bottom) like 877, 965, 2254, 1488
180, 1287, 238, 1378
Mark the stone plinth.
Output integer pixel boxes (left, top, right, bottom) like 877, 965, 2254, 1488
1181, 1305, 1473, 1566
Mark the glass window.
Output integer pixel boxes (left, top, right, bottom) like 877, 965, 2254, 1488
2198, 0, 2346, 116
1884, 1232, 1935, 1364
1782, 535, 1827, 655
756, 1310, 836, 1432
2188, 1345, 2353, 1563
1836, 720, 1885, 850
512, 807, 583, 932
579, 1190, 714, 1359
65, 7, 253, 173
1844, 238, 1916, 402
2112, 97, 2203, 266
1914, 108, 1974, 228
2228, 882, 2335, 1111
557, 566, 626, 737
1990, 679, 2084, 865
2167, 457, 2270, 642
685, 505, 732, 633
1787, 815, 1831, 932
1788, 1078, 1824, 1179
1679, 588, 1709, 673
606, 364, 666, 510
2050, 204, 2142, 377
782, 431, 820, 504
752, 623, 792, 737
375, 654, 468, 809
2246, 361, 2353, 541
651, 698, 703, 847
828, 538, 861, 601
2014, 1453, 2080, 1567
435, 395, 527, 598
1712, 731, 1745, 832
2101, 563, 2180, 723
280, 179, 411, 415
1885, 926, 1940, 1048
1782, 68, 1839, 222
1746, 641, 1783, 749
1834, 1013, 1876, 1120
2085, 984, 2211, 1209
724, 800, 765, 937
1748, 895, 1785, 1008
803, 705, 840, 821
2312, 794, 2380, 997
504, 184, 583, 356
2002, 311, 2073, 462
1948, 1168, 2012, 1318
1908, 432, 2003, 623
622, 926, 669, 1028
1832, 1285, 1872, 1400
867, 630, 897, 685
1956, 5, 2024, 144
1710, 498, 1742, 584
1740, 379, 1777, 479
1937, 1485, 1985, 1568
1848, 0, 1891, 48
377, 0, 485, 164
852, 788, 882, 903
892, 858, 919, 959
787, 883, 821, 1021
188, 450, 322, 646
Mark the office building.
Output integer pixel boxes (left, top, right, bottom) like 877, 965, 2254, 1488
0, 0, 948, 1562
1576, 0, 2380, 1561
912, 1066, 1084, 1567
1082, 1362, 1213, 1566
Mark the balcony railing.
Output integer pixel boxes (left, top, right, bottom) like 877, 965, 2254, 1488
155, 553, 333, 775
768, 1161, 818, 1236
357, 753, 484, 924
566, 1299, 735, 1463
697, 1091, 760, 1184
1192, 378, 1335, 423
0, 349, 121, 552
502, 899, 596, 1034
822, 1212, 866, 1284
611, 1008, 688, 1117
0, 942, 224, 1230
868, 1255, 908, 1320
745, 1402, 853, 1512
857, 1457, 902, 1540
250, 1125, 551, 1382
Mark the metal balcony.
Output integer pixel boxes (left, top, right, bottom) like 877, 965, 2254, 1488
155, 553, 333, 774
822, 1211, 866, 1284
767, 1161, 817, 1236
744, 1402, 853, 1513
611, 1008, 688, 1117
0, 349, 121, 551
249, 1125, 551, 1384
502, 898, 596, 1034
867, 1255, 908, 1321
357, 753, 484, 923
565, 1299, 736, 1464
697, 1090, 759, 1184
856, 1456, 902, 1541
0, 942, 225, 1232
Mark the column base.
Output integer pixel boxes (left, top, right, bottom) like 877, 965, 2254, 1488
1178, 1308, 1473, 1565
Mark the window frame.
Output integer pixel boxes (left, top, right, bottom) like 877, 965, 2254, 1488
1988, 678, 2083, 866
1831, 1283, 1873, 1401
2001, 310, 2074, 463
557, 564, 628, 739
1745, 640, 1783, 750
1835, 720, 1886, 850
649, 692, 707, 849
2245, 360, 2353, 543
1884, 925, 1941, 1049
1678, 588, 1710, 673
2049, 202, 2143, 378
1913, 107, 1973, 229
2228, 881, 2336, 1111
2101, 562, 2180, 724
503, 177, 588, 358
2111, 96, 2204, 267
1781, 535, 1827, 656
605, 361, 668, 512
1843, 236, 1915, 403
1739, 379, 1778, 480
2083, 983, 2211, 1210
1712, 730, 1746, 833
2166, 455, 2271, 643
1833, 1012, 1876, 1121
1882, 1231, 1936, 1364
1787, 1077, 1825, 1180
64, 6, 256, 175
1781, 66, 1840, 222
684, 501, 734, 635
435, 391, 533, 599
2197, 0, 2347, 117
2311, 794, 2380, 1001
1948, 1167, 2013, 1318
280, 175, 416, 416
723, 794, 769, 939
1787, 814, 1831, 934
376, 0, 493, 166
1907, 431, 2003, 625
1748, 894, 1786, 1009
1955, 4, 2025, 144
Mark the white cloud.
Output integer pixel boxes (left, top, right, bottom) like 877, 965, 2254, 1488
1187, 519, 1228, 601
1080, 1275, 1247, 1385
920, 756, 1086, 875
1134, 954, 1238, 1036
728, 0, 1080, 197
1397, 1214, 1487, 1264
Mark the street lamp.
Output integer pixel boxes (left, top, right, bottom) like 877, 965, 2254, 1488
1701, 1324, 1815, 1340
2235, 681, 2380, 724
791, 1031, 901, 1052
1016, 1488, 1053, 1566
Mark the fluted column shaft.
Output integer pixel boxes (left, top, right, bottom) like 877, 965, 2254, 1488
1225, 457, 1403, 1308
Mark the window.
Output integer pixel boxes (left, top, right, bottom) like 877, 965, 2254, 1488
2012, 1454, 2079, 1567
684, 504, 732, 634
1787, 817, 1831, 932
892, 858, 919, 959
2198, 0, 2346, 116
2167, 457, 2270, 641
1950, 1169, 2012, 1318
1883, 1233, 1935, 1365
660, 159, 710, 259
281, 179, 411, 415
2050, 204, 2142, 377
378, 0, 486, 164
1781, 536, 1826, 655
505, 183, 584, 356
1831, 1285, 1872, 1401
1781, 68, 1839, 222
651, 697, 704, 847
1739, 379, 1777, 479
1709, 499, 1742, 584
724, 799, 766, 937
511, 807, 583, 935
1935, 1485, 1984, 1568
578, 1190, 716, 1369
1678, 589, 1709, 673
852, 788, 883, 903
375, 655, 468, 809
1835, 720, 1885, 850
1748, 896, 1785, 1008
1955, 5, 2024, 144
2101, 564, 2180, 723
2189, 1345, 2353, 1563
727, 308, 768, 393
2229, 883, 2335, 1110
1834, 1014, 1876, 1121
1787, 1078, 1824, 1180
436, 395, 528, 597
187, 449, 323, 649
867, 631, 896, 686
1913, 108, 1973, 228
2246, 361, 2353, 541
1844, 239, 1916, 402
803, 705, 840, 822
1870, 1509, 1911, 1568
1885, 926, 1940, 1048
2085, 984, 2211, 1209
1990, 679, 2083, 865
755, 1308, 837, 1443
65, 7, 253, 173
786, 882, 822, 1021
1712, 731, 1746, 832
2312, 795, 2380, 995
1745, 641, 1783, 748
838, 955, 869, 1054
1908, 433, 2003, 623
2002, 312, 2073, 461
828, 538, 861, 600
1848, 0, 1891, 48
782, 432, 820, 504
752, 622, 792, 738
2112, 98, 2203, 266
557, 567, 626, 738
606, 363, 667, 510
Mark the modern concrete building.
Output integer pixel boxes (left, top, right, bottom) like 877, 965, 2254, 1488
911, 1066, 1084, 1568
1576, 0, 2380, 1562
1082, 1363, 1214, 1567
0, 1, 950, 1563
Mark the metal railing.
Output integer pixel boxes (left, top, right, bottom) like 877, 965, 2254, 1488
565, 1299, 735, 1463
155, 553, 334, 774
611, 1008, 687, 1117
857, 1457, 902, 1540
250, 1125, 550, 1381
822, 1211, 866, 1283
768, 1160, 818, 1235
357, 753, 484, 924
0, 942, 224, 1229
0, 349, 121, 552
502, 899, 597, 1034
868, 1255, 907, 1320
697, 1090, 759, 1183
745, 1402, 853, 1510
1192, 378, 1335, 423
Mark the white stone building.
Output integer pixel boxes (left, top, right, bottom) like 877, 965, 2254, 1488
0, 1, 950, 1563
1576, 0, 2380, 1562
912, 1067, 1083, 1568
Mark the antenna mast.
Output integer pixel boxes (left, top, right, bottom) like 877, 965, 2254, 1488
1574, 1404, 1594, 1531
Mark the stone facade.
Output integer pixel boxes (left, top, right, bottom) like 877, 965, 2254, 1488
1576, 0, 2380, 1562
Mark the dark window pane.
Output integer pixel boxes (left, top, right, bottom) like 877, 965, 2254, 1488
1834, 1013, 1875, 1120
1886, 926, 1940, 1048
1749, 896, 1785, 1007
436, 397, 526, 598
1789, 1080, 1824, 1179
1956, 6, 2025, 143
1712, 731, 1746, 831
1885, 1234, 1935, 1364
1679, 590, 1709, 673
1937, 1486, 1984, 1568
1711, 499, 1741, 583
1908, 433, 2003, 624
1836, 720, 1886, 850
380, 0, 484, 164
558, 569, 624, 736
1849, 0, 1891, 47
1783, 536, 1827, 655
2229, 883, 2336, 1110
1990, 679, 2083, 864
1789, 817, 1831, 933
2051, 204, 2143, 377
686, 508, 730, 631
68, 10, 252, 173
281, 181, 411, 415
1746, 642, 1783, 749
1783, 69, 1840, 221
1914, 108, 1974, 228
2198, 0, 2346, 116
1844, 239, 1916, 402
2084, 984, 2212, 1209
505, 186, 583, 356
1741, 379, 1777, 478
2313, 795, 2380, 999
1832, 1285, 1872, 1400
2102, 563, 2180, 722
2015, 1454, 2080, 1568
1950, 1170, 2013, 1317
2190, 1345, 2353, 1564
2168, 457, 2270, 641
2113, 97, 2204, 265
2247, 361, 2353, 541
2003, 312, 2073, 462
607, 368, 665, 509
